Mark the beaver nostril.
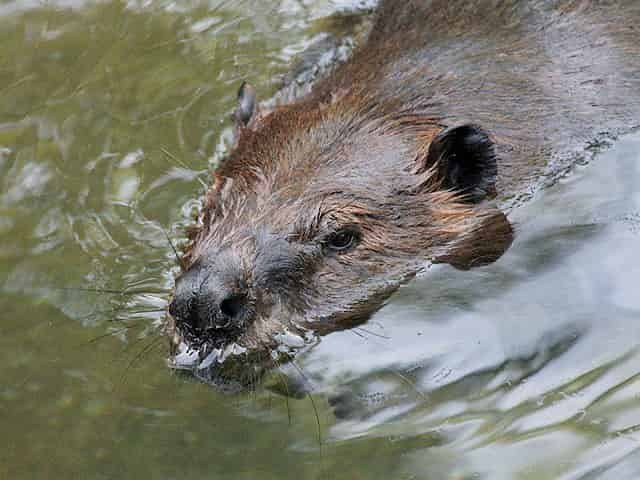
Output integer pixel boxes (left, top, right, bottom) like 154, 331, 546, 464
172, 267, 251, 335
219, 294, 246, 320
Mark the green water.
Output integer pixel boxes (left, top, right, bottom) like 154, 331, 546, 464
1, 1, 640, 479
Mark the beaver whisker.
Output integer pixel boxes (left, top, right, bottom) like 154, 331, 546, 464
119, 335, 165, 386
350, 329, 366, 340
260, 339, 293, 425
355, 326, 391, 340
57, 286, 170, 295
159, 146, 208, 190
160, 227, 185, 271
84, 324, 144, 346
283, 357, 325, 465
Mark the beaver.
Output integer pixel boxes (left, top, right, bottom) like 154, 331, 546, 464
167, 0, 640, 390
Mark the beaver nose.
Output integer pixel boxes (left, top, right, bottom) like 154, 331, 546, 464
169, 270, 250, 335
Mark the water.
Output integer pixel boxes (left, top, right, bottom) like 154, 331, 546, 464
1, 1, 639, 478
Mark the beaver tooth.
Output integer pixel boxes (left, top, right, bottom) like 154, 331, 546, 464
198, 347, 222, 370
168, 341, 200, 369
217, 343, 247, 363
219, 343, 235, 363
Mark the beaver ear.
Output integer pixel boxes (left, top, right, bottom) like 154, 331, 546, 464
233, 81, 257, 127
426, 124, 498, 203
433, 209, 513, 270
426, 125, 513, 269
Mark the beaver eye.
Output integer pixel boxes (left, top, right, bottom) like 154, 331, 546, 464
326, 230, 358, 252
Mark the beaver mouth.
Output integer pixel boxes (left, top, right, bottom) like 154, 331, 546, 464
168, 337, 247, 372
166, 329, 258, 392
166, 319, 317, 392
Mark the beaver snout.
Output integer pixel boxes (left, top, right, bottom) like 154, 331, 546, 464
169, 260, 254, 345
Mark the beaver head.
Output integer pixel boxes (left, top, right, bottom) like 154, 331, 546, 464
167, 83, 513, 390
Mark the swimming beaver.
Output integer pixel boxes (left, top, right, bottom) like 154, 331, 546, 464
167, 0, 640, 389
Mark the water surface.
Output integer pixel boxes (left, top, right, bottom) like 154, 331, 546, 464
1, 1, 640, 479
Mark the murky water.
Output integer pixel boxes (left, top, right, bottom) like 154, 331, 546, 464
1, 1, 639, 479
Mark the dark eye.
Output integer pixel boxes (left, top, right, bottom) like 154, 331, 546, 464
326, 230, 358, 252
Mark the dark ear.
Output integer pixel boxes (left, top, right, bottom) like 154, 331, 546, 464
427, 125, 513, 270
233, 81, 257, 127
426, 124, 498, 203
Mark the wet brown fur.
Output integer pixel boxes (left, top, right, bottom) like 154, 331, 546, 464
172, 0, 640, 376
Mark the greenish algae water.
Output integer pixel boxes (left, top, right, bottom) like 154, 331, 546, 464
1, 1, 640, 479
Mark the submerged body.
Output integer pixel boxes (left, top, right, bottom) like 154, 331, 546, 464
168, 0, 640, 389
